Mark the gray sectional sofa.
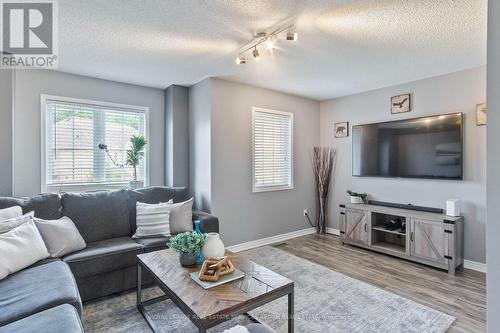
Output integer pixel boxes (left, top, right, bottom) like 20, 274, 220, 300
0, 187, 219, 332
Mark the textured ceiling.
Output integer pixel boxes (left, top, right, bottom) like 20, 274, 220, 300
58, 0, 487, 100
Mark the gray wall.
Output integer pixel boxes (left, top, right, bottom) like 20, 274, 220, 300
12, 70, 165, 196
320, 67, 486, 263
189, 78, 212, 212
210, 78, 320, 246
487, 0, 500, 330
0, 70, 13, 196
165, 85, 190, 187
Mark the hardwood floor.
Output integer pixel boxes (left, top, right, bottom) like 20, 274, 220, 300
272, 233, 486, 333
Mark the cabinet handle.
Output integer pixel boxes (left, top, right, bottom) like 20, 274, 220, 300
364, 224, 368, 232
410, 232, 414, 242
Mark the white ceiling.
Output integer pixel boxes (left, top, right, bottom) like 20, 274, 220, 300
58, 0, 487, 100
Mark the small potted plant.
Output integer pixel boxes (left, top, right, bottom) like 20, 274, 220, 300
168, 231, 207, 267
347, 190, 368, 204
126, 135, 147, 189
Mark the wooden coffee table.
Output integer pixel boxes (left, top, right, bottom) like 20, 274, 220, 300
137, 249, 294, 333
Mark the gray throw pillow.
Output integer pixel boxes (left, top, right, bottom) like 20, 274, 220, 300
169, 198, 194, 234
34, 216, 86, 258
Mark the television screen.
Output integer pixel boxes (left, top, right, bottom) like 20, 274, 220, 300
352, 113, 463, 179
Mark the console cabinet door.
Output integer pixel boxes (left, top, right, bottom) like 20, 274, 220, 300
410, 218, 448, 265
344, 208, 369, 245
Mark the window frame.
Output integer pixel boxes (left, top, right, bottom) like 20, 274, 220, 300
252, 106, 294, 193
40, 94, 150, 193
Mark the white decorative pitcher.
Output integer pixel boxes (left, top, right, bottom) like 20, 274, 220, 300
202, 233, 225, 259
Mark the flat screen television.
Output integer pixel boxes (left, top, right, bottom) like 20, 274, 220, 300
352, 113, 463, 180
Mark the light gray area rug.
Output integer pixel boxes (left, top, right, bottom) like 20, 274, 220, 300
83, 246, 455, 333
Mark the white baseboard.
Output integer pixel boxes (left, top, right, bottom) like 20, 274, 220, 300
464, 260, 486, 273
326, 227, 340, 235
226, 227, 316, 253
226, 227, 487, 274
226, 227, 340, 253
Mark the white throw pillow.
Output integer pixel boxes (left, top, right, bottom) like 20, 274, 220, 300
0, 212, 34, 234
132, 200, 172, 239
34, 216, 86, 258
0, 219, 50, 280
0, 206, 22, 221
169, 198, 194, 234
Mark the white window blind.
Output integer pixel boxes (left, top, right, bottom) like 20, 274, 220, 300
253, 107, 293, 192
43, 97, 147, 189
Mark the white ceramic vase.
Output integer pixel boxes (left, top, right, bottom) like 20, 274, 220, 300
202, 233, 225, 259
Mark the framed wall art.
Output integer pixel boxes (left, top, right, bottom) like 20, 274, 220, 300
334, 122, 349, 138
391, 94, 411, 114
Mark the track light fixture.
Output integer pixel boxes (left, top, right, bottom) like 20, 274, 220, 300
235, 24, 297, 65
235, 55, 246, 64
252, 46, 260, 60
286, 29, 298, 41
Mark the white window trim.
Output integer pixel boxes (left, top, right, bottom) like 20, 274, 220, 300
252, 106, 294, 193
40, 94, 150, 193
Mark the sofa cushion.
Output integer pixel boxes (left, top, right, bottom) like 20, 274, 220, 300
0, 304, 84, 333
62, 237, 144, 278
0, 193, 61, 220
134, 236, 169, 252
128, 187, 189, 231
0, 261, 82, 326
61, 190, 130, 242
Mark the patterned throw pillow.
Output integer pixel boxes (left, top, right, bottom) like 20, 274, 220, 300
132, 200, 172, 239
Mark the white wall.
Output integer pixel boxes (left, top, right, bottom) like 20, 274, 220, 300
210, 79, 320, 246
189, 78, 212, 212
320, 67, 486, 263
12, 70, 165, 196
487, 0, 500, 330
0, 70, 13, 196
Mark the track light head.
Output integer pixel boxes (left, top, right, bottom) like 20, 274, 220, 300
235, 55, 246, 64
252, 47, 260, 60
286, 31, 298, 41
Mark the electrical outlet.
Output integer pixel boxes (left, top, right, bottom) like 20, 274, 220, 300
303, 209, 308, 216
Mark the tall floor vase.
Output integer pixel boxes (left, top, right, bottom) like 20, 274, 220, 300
312, 147, 336, 235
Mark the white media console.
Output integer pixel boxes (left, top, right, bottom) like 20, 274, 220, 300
339, 203, 464, 275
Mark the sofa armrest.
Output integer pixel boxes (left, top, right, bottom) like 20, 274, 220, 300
192, 211, 219, 234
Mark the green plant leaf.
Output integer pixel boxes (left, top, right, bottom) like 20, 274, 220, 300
168, 231, 207, 254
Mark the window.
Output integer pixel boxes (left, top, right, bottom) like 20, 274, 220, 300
41, 95, 148, 191
252, 107, 293, 192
